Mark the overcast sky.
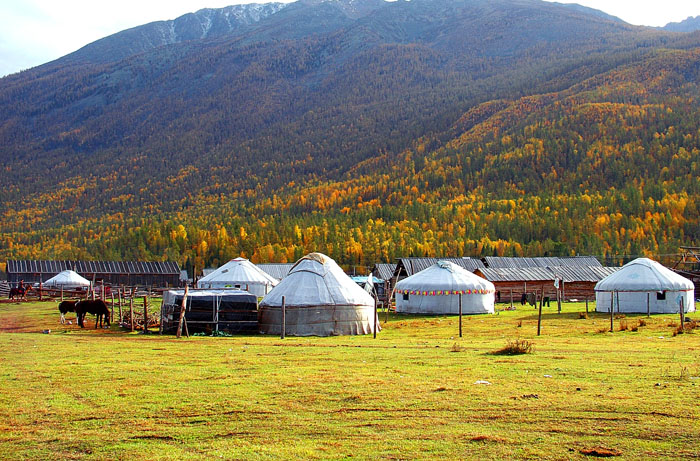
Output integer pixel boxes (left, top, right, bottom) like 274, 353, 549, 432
1, 0, 699, 78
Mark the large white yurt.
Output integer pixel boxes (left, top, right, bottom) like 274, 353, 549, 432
394, 260, 495, 314
595, 258, 695, 314
258, 253, 379, 336
196, 257, 279, 297
42, 270, 91, 289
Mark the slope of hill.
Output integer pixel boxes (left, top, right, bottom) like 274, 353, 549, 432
0, 0, 698, 269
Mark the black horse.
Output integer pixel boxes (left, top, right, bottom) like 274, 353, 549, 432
58, 300, 78, 324
75, 300, 110, 328
9, 285, 31, 300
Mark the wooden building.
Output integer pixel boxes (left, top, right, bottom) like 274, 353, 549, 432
6, 260, 181, 288
474, 265, 619, 303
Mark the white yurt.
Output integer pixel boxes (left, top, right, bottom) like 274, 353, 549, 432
258, 253, 379, 336
394, 260, 495, 314
595, 258, 695, 314
196, 257, 279, 297
42, 270, 91, 289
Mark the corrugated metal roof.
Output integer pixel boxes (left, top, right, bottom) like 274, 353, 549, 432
476, 266, 619, 282
476, 267, 557, 282
372, 264, 396, 281
396, 257, 485, 277
6, 260, 180, 275
257, 264, 294, 281
483, 256, 602, 268
550, 266, 619, 283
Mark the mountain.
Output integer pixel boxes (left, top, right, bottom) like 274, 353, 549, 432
57, 3, 290, 67
0, 0, 698, 269
663, 16, 700, 32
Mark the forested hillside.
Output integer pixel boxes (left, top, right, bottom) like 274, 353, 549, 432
0, 0, 698, 272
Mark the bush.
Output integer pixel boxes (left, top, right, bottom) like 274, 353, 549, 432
491, 339, 533, 355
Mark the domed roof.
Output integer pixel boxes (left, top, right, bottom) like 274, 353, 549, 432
595, 258, 694, 292
197, 257, 279, 287
43, 270, 91, 287
396, 260, 494, 293
260, 253, 373, 307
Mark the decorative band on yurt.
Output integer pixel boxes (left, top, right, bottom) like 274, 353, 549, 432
395, 289, 494, 296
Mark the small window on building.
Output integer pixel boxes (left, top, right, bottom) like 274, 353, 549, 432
235, 285, 241, 289
403, 293, 409, 301
656, 291, 666, 300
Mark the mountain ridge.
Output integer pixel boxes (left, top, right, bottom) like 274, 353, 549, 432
0, 0, 698, 267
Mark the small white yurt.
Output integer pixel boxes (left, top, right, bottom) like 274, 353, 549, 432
595, 258, 695, 314
196, 257, 279, 297
42, 270, 91, 289
394, 260, 495, 314
259, 253, 379, 336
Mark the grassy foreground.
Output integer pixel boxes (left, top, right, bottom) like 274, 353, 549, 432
0, 300, 698, 460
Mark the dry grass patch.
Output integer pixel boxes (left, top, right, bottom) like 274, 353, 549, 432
490, 339, 533, 355
579, 446, 622, 457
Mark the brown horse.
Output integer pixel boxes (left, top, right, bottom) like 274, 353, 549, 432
9, 285, 32, 300
75, 300, 110, 328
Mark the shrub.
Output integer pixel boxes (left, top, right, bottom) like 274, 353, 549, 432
491, 339, 533, 355
579, 312, 588, 319
618, 320, 628, 331
638, 319, 647, 327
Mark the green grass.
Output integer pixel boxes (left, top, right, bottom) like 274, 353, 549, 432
0, 300, 698, 459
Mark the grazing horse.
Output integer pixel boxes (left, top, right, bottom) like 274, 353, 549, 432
9, 285, 31, 300
58, 300, 78, 324
75, 300, 110, 329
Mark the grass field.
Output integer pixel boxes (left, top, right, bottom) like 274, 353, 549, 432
0, 300, 698, 460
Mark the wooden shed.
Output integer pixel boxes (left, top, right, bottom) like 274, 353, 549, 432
474, 265, 619, 304
6, 260, 181, 288
371, 263, 396, 308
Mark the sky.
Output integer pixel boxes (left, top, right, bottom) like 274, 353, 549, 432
1, 0, 699, 78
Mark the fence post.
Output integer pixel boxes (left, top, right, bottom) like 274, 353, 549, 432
609, 291, 614, 332
537, 295, 543, 336
373, 296, 377, 339
647, 293, 650, 318
510, 289, 513, 310
281, 296, 286, 339
118, 289, 123, 324
680, 297, 684, 332
459, 293, 463, 338
176, 285, 189, 338
557, 288, 561, 314
130, 297, 135, 332
143, 296, 148, 333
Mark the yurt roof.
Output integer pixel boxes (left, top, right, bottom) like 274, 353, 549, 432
198, 258, 279, 286
595, 258, 694, 292
260, 253, 374, 307
396, 260, 495, 292
43, 270, 91, 287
